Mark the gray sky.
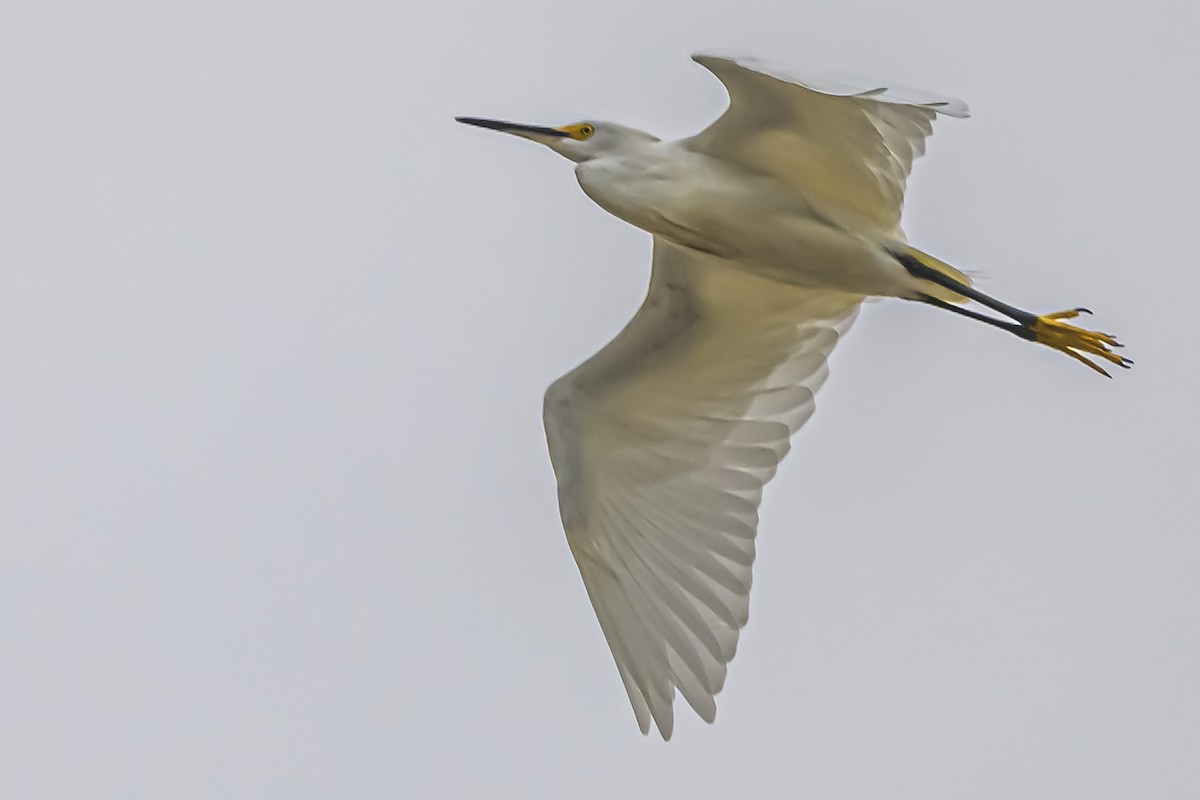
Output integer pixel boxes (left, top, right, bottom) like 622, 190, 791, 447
1, 1, 1197, 797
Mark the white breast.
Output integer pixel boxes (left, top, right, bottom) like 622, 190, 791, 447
575, 145, 768, 257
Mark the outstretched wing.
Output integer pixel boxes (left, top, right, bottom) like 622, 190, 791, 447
543, 240, 860, 739
687, 53, 968, 235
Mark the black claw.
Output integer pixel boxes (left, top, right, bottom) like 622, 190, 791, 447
1076, 307, 1093, 315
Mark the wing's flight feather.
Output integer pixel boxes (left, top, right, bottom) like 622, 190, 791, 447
544, 240, 860, 738
687, 53, 968, 234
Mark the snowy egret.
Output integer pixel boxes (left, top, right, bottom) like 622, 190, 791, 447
457, 53, 1129, 739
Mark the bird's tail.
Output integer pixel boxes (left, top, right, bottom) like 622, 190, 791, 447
893, 244, 973, 303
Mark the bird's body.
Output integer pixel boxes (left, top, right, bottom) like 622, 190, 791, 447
457, 53, 1129, 740
575, 140, 918, 297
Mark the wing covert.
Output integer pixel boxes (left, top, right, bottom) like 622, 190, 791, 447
687, 53, 968, 234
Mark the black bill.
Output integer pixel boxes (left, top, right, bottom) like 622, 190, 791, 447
454, 117, 569, 137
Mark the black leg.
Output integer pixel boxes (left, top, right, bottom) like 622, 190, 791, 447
891, 249, 1040, 326
914, 294, 1036, 341
895, 249, 1131, 377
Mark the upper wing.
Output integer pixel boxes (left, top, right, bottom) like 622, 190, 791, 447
687, 53, 968, 235
543, 240, 861, 739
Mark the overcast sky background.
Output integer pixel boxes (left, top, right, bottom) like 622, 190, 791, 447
1, 1, 1197, 797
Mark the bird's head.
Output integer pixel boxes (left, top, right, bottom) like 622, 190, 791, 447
455, 117, 658, 163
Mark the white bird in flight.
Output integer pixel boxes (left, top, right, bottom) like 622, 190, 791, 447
457, 53, 1129, 739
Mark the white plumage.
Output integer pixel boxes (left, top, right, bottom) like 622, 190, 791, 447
545, 242, 859, 738
458, 51, 1128, 739
690, 54, 968, 235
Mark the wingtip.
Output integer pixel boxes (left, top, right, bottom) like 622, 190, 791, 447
690, 52, 971, 117
691, 51, 754, 70
690, 51, 727, 68
931, 98, 971, 119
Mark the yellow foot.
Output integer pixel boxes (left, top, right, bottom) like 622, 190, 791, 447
1030, 309, 1132, 377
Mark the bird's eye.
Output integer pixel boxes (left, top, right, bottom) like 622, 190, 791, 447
577, 124, 595, 139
